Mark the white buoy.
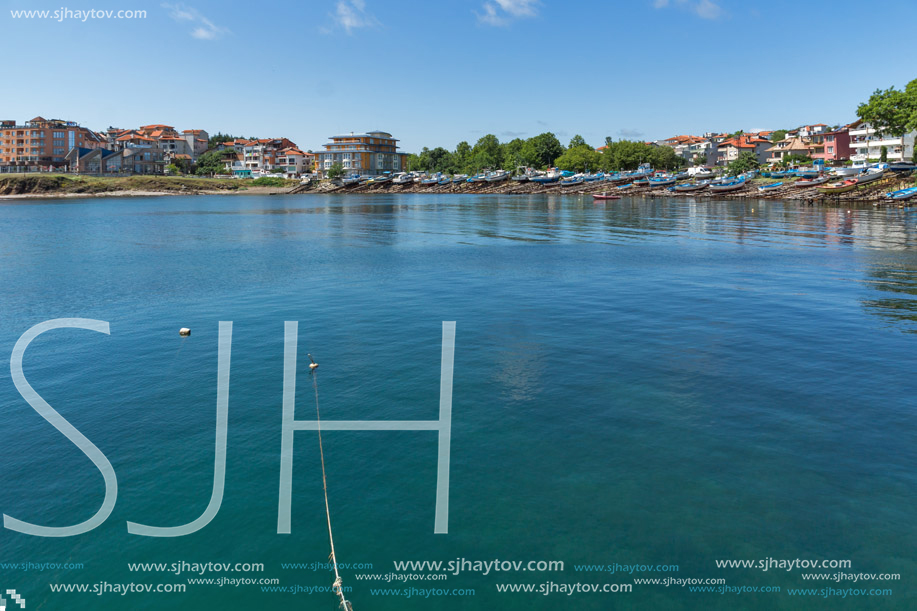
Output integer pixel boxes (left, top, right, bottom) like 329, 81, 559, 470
179, 328, 191, 336
308, 353, 319, 371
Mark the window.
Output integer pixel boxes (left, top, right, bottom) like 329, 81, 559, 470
827, 146, 834, 154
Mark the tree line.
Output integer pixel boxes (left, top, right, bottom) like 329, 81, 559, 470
406, 133, 686, 175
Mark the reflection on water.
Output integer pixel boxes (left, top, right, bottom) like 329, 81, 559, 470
862, 265, 917, 333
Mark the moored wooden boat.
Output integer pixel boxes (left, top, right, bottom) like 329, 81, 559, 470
592, 192, 622, 200
673, 181, 709, 192
708, 177, 746, 193
758, 181, 783, 192
816, 179, 858, 194
794, 175, 830, 187
886, 186, 917, 200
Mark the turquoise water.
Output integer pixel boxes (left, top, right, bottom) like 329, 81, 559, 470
0, 193, 915, 610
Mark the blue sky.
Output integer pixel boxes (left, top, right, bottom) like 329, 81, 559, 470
3, 0, 917, 152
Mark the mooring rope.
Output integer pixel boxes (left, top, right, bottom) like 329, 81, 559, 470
311, 366, 353, 611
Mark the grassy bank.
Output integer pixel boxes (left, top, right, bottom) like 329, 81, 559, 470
0, 174, 296, 197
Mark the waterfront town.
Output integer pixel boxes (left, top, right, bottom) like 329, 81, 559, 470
1, 116, 914, 180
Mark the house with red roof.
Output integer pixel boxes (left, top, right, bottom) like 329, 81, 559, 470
715, 135, 772, 165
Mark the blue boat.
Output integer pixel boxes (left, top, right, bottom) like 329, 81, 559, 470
648, 177, 676, 187
886, 186, 917, 200
795, 170, 819, 179
561, 177, 585, 186
758, 181, 783, 192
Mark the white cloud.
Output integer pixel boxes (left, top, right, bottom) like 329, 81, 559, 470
331, 0, 379, 34
477, 0, 539, 26
163, 3, 229, 40
652, 0, 723, 20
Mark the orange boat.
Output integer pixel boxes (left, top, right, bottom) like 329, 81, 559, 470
816, 179, 858, 194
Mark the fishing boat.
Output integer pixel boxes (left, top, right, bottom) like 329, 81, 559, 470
561, 177, 584, 186
511, 174, 529, 182
833, 163, 867, 177
392, 172, 412, 184
795, 170, 819, 179
673, 181, 709, 192
632, 178, 650, 187
708, 177, 746, 193
854, 168, 885, 184
341, 175, 362, 186
648, 176, 677, 187
593, 192, 621, 200
794, 176, 830, 187
888, 161, 917, 173
370, 173, 393, 184
438, 177, 452, 186
616, 183, 635, 191
485, 170, 510, 182
468, 173, 488, 183
693, 168, 715, 180
452, 174, 468, 183
758, 181, 783, 192
674, 171, 690, 180
817, 179, 858, 194
886, 186, 917, 200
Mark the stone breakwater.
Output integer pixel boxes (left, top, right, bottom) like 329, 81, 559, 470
294, 174, 915, 206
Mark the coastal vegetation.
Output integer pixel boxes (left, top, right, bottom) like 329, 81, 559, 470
0, 174, 250, 196
726, 151, 759, 176
405, 132, 684, 175
857, 77, 917, 161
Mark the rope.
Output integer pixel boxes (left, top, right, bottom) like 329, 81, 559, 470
311, 368, 353, 611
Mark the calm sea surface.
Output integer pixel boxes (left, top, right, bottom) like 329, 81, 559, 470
0, 193, 915, 610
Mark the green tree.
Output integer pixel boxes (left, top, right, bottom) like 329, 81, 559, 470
598, 139, 658, 171
856, 79, 917, 137
770, 129, 788, 142
471, 134, 502, 171
453, 141, 473, 174
194, 149, 229, 176
501, 138, 526, 171
521, 132, 564, 169
726, 151, 759, 176
568, 134, 589, 149
880, 145, 888, 162
327, 162, 345, 179
405, 153, 421, 171
554, 145, 600, 173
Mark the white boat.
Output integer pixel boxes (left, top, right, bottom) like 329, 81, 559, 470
485, 170, 510, 182
452, 174, 468, 183
855, 168, 885, 184
392, 172, 413, 185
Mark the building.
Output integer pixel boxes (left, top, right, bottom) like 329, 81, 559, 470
0, 116, 102, 172
657, 134, 711, 162
810, 126, 852, 163
274, 147, 314, 177
765, 137, 814, 164
241, 138, 297, 174
715, 135, 772, 165
315, 130, 407, 177
848, 120, 916, 163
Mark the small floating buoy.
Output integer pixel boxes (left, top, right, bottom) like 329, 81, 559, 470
308, 353, 318, 371
179, 328, 191, 336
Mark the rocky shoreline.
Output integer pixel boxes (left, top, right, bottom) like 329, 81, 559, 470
296, 173, 915, 206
